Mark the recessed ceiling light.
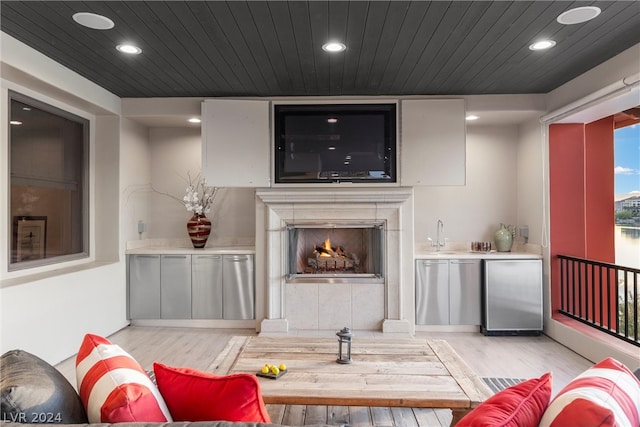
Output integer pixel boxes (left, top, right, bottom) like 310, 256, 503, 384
10, 120, 22, 125
557, 6, 601, 25
188, 117, 201, 124
327, 118, 338, 123
529, 40, 556, 51
116, 44, 142, 55
72, 12, 115, 30
322, 42, 346, 53
466, 115, 479, 121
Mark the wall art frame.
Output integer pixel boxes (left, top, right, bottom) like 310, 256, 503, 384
12, 215, 47, 263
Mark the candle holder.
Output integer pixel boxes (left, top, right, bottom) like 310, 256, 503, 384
336, 327, 353, 364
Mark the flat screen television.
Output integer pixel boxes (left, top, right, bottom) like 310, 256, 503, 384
274, 103, 397, 184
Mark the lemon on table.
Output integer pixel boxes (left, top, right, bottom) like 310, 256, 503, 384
270, 365, 280, 375
261, 365, 270, 374
279, 363, 287, 371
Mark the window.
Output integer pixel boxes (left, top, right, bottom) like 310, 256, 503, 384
9, 91, 89, 269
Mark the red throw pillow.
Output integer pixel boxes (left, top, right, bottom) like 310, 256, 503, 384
75, 334, 172, 423
456, 372, 552, 427
153, 362, 271, 423
539, 357, 640, 427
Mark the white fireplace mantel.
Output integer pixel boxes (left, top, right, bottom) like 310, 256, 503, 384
256, 188, 416, 204
255, 187, 415, 334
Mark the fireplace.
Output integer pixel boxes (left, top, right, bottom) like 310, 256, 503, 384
255, 187, 414, 334
286, 223, 384, 281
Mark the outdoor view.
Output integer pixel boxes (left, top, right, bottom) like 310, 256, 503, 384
614, 123, 640, 269
614, 120, 639, 341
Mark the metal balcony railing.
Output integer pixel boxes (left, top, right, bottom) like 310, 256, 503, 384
558, 255, 639, 347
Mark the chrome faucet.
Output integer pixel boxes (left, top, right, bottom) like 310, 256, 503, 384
436, 219, 444, 251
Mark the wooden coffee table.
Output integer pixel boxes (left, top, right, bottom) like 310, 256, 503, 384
209, 336, 492, 426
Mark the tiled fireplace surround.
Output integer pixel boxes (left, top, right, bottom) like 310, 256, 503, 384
256, 187, 414, 334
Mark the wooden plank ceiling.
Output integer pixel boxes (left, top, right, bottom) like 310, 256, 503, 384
1, 1, 639, 98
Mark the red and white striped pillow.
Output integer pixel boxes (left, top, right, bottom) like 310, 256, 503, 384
539, 357, 640, 427
75, 334, 172, 423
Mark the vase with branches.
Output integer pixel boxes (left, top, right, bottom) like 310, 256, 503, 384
183, 173, 217, 248
154, 172, 218, 248
182, 173, 217, 215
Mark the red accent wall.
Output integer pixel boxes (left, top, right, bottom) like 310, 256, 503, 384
585, 117, 615, 262
549, 124, 586, 312
549, 117, 616, 315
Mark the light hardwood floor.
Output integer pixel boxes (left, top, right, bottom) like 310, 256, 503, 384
56, 326, 594, 426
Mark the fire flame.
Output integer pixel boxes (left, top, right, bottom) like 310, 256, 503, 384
320, 238, 332, 257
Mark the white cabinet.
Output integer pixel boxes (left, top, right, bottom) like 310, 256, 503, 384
201, 98, 465, 187
160, 255, 192, 319
401, 99, 466, 186
415, 259, 481, 325
202, 99, 270, 187
191, 254, 223, 319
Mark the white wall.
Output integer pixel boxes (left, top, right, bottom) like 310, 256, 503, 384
1, 33, 128, 365
516, 119, 545, 247
120, 118, 152, 246
148, 127, 202, 238
145, 127, 256, 243
0, 263, 125, 364
138, 119, 523, 250
212, 188, 256, 241
413, 125, 519, 247
94, 115, 121, 261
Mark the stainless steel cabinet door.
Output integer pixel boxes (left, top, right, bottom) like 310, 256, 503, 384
484, 260, 543, 332
160, 255, 192, 319
415, 260, 449, 325
192, 255, 223, 319
222, 255, 255, 320
128, 255, 161, 319
450, 260, 481, 325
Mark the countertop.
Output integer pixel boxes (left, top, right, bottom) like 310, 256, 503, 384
128, 248, 538, 257
415, 250, 542, 260
126, 246, 255, 255
125, 240, 540, 258
125, 238, 255, 255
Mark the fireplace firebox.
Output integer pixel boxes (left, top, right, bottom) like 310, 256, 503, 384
286, 223, 384, 281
